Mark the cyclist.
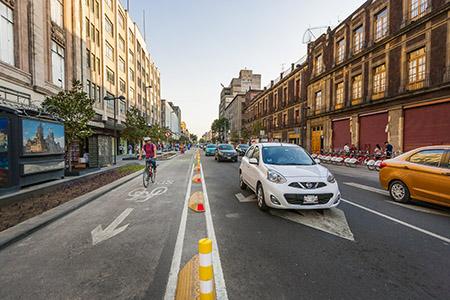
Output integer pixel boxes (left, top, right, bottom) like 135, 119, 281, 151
140, 137, 157, 172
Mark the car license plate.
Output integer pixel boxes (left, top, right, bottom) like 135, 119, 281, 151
303, 195, 318, 204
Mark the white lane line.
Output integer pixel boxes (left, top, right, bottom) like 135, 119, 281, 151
343, 182, 389, 196
200, 163, 229, 300
163, 156, 194, 300
341, 199, 450, 244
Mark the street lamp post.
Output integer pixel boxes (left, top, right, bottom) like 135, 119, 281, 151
104, 95, 126, 165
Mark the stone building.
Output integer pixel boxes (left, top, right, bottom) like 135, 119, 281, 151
306, 0, 450, 153
0, 0, 161, 167
219, 69, 261, 117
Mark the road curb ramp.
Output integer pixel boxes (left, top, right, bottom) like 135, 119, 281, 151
0, 170, 143, 250
189, 191, 205, 213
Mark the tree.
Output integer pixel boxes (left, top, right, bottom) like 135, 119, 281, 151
230, 131, 239, 143
211, 117, 229, 142
190, 134, 198, 143
147, 123, 166, 143
42, 80, 95, 172
241, 128, 250, 142
122, 106, 148, 145
252, 121, 263, 137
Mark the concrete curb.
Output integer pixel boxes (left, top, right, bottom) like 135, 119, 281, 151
0, 169, 143, 251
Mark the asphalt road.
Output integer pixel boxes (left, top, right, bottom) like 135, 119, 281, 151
0, 149, 449, 299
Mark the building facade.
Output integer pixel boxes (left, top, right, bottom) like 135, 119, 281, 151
161, 99, 181, 139
219, 69, 261, 117
242, 0, 450, 154
306, 0, 450, 154
0, 0, 161, 167
244, 60, 309, 145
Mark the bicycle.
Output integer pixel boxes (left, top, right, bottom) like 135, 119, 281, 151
143, 158, 156, 188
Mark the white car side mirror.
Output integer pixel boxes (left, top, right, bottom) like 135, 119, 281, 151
249, 158, 259, 165
315, 159, 321, 164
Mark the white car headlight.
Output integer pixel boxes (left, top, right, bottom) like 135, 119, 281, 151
267, 169, 287, 184
327, 172, 336, 183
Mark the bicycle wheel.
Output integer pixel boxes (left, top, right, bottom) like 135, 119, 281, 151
150, 167, 156, 183
143, 168, 150, 188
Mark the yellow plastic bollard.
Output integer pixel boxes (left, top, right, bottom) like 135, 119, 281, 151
199, 238, 214, 300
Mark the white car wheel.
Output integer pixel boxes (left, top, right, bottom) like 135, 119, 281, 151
256, 183, 269, 211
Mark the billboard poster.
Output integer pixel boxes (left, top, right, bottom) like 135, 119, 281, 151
22, 119, 65, 155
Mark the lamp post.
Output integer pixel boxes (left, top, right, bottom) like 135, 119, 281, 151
104, 95, 126, 165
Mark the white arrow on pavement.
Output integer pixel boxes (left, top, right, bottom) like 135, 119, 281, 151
91, 208, 134, 246
235, 193, 257, 203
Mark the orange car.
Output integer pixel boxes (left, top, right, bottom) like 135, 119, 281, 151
379, 145, 450, 207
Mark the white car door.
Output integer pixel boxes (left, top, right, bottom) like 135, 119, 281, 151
247, 146, 261, 190
241, 146, 254, 185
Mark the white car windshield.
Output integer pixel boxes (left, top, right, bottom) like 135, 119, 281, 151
262, 146, 315, 166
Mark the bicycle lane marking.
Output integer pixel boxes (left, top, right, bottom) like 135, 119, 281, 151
163, 154, 195, 300
341, 198, 450, 244
200, 163, 229, 300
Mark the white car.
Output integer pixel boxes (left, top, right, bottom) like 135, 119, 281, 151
239, 143, 341, 211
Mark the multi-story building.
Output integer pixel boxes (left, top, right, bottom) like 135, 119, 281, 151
242, 0, 450, 153
306, 0, 450, 154
244, 60, 309, 145
161, 99, 181, 139
219, 69, 261, 117
0, 0, 161, 167
224, 90, 261, 141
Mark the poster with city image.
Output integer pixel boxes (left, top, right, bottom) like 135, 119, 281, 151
22, 119, 65, 155
0, 118, 8, 153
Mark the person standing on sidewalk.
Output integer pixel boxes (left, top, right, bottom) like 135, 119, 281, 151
385, 141, 393, 159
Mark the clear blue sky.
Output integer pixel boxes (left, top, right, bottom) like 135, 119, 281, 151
126, 0, 365, 136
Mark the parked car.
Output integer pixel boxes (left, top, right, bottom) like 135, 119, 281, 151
379, 145, 450, 207
236, 144, 250, 156
205, 144, 217, 156
215, 144, 238, 162
239, 143, 340, 211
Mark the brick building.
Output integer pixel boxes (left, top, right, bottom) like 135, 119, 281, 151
306, 0, 450, 154
243, 0, 450, 154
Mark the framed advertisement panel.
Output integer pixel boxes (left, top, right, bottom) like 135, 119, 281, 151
21, 118, 65, 156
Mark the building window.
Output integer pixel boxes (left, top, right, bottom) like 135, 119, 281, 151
295, 109, 300, 124
351, 74, 362, 103
90, 0, 94, 13
315, 54, 323, 75
353, 25, 364, 54
105, 16, 114, 36
119, 35, 125, 52
315, 91, 322, 112
106, 67, 115, 85
373, 64, 386, 97
105, 42, 114, 61
51, 41, 65, 87
119, 57, 125, 72
97, 57, 100, 74
274, 93, 278, 109
96, 29, 100, 47
91, 24, 95, 43
410, 0, 428, 19
295, 79, 301, 98
119, 79, 126, 93
336, 38, 345, 64
86, 49, 91, 67
129, 87, 135, 102
408, 47, 426, 89
129, 50, 134, 64
85, 18, 90, 38
283, 87, 288, 104
335, 82, 344, 109
91, 53, 95, 71
129, 68, 135, 82
105, 0, 113, 9
95, 1, 99, 18
129, 29, 135, 44
86, 79, 91, 95
118, 12, 125, 30
96, 85, 101, 102
375, 8, 388, 40
51, 0, 63, 27
0, 2, 14, 66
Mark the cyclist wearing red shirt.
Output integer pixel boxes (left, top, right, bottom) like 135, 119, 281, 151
140, 137, 157, 170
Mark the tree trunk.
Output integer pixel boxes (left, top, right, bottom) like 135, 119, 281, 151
68, 142, 73, 172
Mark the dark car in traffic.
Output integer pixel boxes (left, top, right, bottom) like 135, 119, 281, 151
215, 144, 238, 162
236, 144, 249, 156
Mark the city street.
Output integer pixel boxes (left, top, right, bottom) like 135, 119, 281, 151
0, 149, 449, 299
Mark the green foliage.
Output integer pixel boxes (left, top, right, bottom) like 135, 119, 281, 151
190, 134, 198, 142
241, 128, 250, 141
199, 138, 206, 144
122, 106, 148, 144
147, 123, 166, 142
42, 80, 95, 171
211, 117, 229, 142
230, 131, 239, 143
117, 164, 145, 175
252, 121, 263, 137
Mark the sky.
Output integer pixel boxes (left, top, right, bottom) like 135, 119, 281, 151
126, 0, 365, 136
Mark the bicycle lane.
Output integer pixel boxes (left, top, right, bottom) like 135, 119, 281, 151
0, 151, 194, 300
